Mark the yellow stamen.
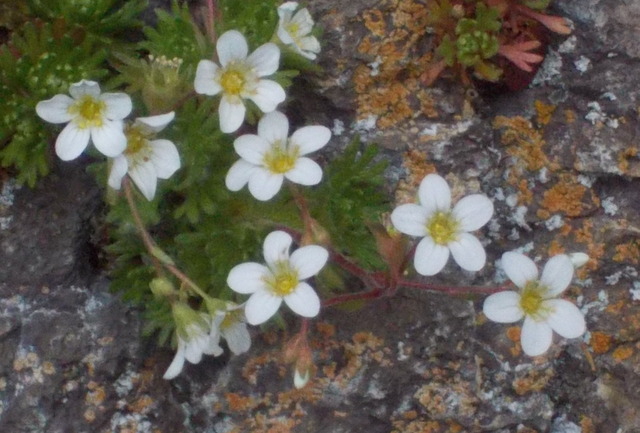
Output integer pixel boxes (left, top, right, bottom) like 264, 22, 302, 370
520, 281, 549, 318
124, 126, 148, 155
220, 69, 245, 95
264, 141, 298, 174
69, 95, 106, 129
426, 211, 459, 245
266, 263, 299, 296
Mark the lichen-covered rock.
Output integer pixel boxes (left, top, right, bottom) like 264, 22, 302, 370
1, 0, 639, 432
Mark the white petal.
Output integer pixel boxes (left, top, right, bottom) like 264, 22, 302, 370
234, 134, 270, 165
108, 155, 128, 190
258, 111, 289, 144
129, 161, 158, 201
246, 43, 281, 76
298, 36, 321, 58
483, 291, 524, 323
540, 254, 574, 296
284, 157, 322, 185
294, 368, 310, 389
219, 96, 246, 133
69, 80, 100, 99
55, 123, 90, 161
521, 317, 553, 356
217, 30, 248, 67
418, 174, 451, 213
194, 60, 222, 95
290, 8, 314, 34
135, 112, 175, 133
150, 139, 180, 179
414, 236, 450, 276
452, 194, 494, 232
227, 262, 270, 294
248, 80, 286, 113
225, 159, 257, 191
545, 299, 586, 339
501, 252, 538, 289
101, 92, 132, 120
35, 94, 74, 123
284, 282, 320, 317
277, 25, 295, 45
245, 290, 282, 325
290, 125, 331, 155
163, 342, 186, 380
263, 230, 293, 268
184, 338, 204, 364
290, 245, 328, 279
390, 204, 429, 237
91, 120, 127, 157
278, 2, 299, 17
248, 169, 284, 201
223, 322, 252, 354
448, 232, 486, 272
569, 252, 589, 269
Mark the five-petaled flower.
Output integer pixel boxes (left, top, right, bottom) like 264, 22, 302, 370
483, 252, 586, 357
36, 79, 132, 161
163, 303, 223, 380
194, 30, 286, 133
276, 2, 321, 60
227, 230, 328, 325
390, 173, 494, 276
225, 111, 331, 201
108, 112, 181, 201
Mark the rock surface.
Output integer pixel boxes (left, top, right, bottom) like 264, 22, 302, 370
1, 1, 639, 432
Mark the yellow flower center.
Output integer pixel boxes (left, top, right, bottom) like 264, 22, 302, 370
286, 22, 300, 37
69, 95, 106, 129
520, 281, 550, 318
220, 309, 242, 330
264, 141, 298, 174
426, 211, 459, 245
220, 69, 246, 95
124, 126, 148, 155
266, 263, 299, 296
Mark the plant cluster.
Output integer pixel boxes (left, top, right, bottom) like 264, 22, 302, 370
423, 0, 570, 88
18, 0, 587, 389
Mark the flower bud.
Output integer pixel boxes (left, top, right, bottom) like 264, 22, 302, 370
149, 277, 176, 298
569, 252, 589, 269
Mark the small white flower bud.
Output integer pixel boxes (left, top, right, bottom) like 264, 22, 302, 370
569, 252, 589, 269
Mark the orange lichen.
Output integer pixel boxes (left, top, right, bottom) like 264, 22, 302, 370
618, 146, 638, 175
517, 178, 533, 205
563, 109, 576, 123
613, 240, 640, 264
506, 326, 522, 356
493, 115, 551, 172
534, 100, 556, 126
547, 239, 566, 256
363, 9, 386, 36
589, 331, 612, 354
512, 368, 554, 395
580, 416, 596, 433
612, 346, 633, 362
226, 392, 259, 412
540, 180, 588, 217
128, 395, 155, 413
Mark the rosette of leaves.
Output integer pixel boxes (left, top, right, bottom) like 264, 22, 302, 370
436, 3, 502, 81
0, 22, 108, 186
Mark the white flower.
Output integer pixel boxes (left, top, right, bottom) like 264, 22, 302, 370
225, 111, 330, 201
108, 112, 180, 201
211, 306, 252, 355
194, 30, 286, 133
163, 305, 223, 380
36, 79, 132, 161
390, 173, 494, 275
276, 2, 321, 60
483, 252, 587, 357
227, 230, 328, 325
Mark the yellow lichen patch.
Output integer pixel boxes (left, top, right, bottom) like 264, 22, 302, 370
513, 368, 554, 395
612, 345, 633, 362
590, 331, 613, 354
353, 0, 438, 128
617, 146, 639, 176
493, 115, 552, 172
613, 239, 640, 264
534, 100, 556, 126
395, 149, 437, 202
539, 174, 600, 218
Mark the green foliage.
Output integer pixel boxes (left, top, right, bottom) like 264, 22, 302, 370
0, 22, 109, 186
26, 0, 147, 41
307, 138, 388, 270
218, 0, 280, 48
